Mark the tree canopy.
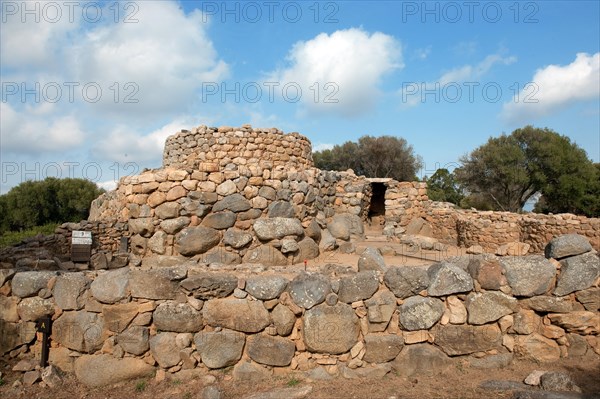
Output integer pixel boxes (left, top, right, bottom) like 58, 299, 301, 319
313, 135, 422, 181
426, 168, 464, 205
455, 126, 599, 216
0, 177, 104, 232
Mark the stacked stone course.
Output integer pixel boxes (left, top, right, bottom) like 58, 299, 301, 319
0, 234, 598, 387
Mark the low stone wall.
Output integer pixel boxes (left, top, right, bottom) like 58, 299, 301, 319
0, 221, 128, 269
424, 203, 600, 252
1, 235, 598, 387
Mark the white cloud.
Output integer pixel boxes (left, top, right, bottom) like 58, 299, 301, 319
0, 103, 84, 153
268, 28, 402, 116
97, 180, 118, 192
502, 52, 600, 122
313, 143, 334, 152
412, 46, 432, 60
1, 1, 228, 161
401, 52, 516, 107
438, 54, 516, 85
74, 2, 228, 115
0, 1, 80, 70
92, 118, 200, 165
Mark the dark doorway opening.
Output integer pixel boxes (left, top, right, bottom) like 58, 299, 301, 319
368, 182, 386, 218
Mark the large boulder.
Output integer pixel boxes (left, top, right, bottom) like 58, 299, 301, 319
253, 218, 304, 241
554, 252, 599, 296
53, 273, 89, 310
465, 291, 518, 325
427, 262, 473, 296
547, 311, 599, 334
201, 211, 237, 230
200, 247, 241, 265
328, 214, 363, 240
271, 304, 296, 336
176, 226, 221, 256
153, 301, 203, 332
212, 194, 252, 213
399, 296, 444, 331
17, 297, 55, 322
303, 302, 359, 354
365, 290, 397, 332
223, 228, 253, 249
289, 272, 331, 309
11, 271, 58, 298
180, 273, 237, 299
247, 334, 295, 366
74, 355, 154, 387
54, 311, 106, 353
384, 266, 429, 299
0, 320, 36, 355
363, 335, 404, 363
90, 268, 130, 304
129, 269, 181, 300
499, 256, 556, 297
467, 257, 507, 290
245, 275, 288, 300
432, 324, 502, 356
522, 296, 574, 313
545, 234, 593, 259
203, 298, 271, 333
391, 344, 452, 377
0, 296, 19, 322
337, 271, 379, 303
267, 201, 296, 218
242, 245, 287, 266
291, 237, 320, 262
118, 325, 149, 355
514, 333, 560, 362
149, 332, 180, 368
358, 247, 386, 272
194, 330, 245, 369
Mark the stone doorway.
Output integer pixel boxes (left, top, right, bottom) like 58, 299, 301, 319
368, 182, 386, 225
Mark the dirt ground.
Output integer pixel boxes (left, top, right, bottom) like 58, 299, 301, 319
1, 355, 599, 399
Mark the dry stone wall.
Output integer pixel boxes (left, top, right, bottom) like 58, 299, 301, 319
1, 234, 598, 387
163, 125, 313, 170
423, 203, 600, 252
86, 125, 427, 267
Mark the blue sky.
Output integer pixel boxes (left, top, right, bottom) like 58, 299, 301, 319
1, 0, 599, 193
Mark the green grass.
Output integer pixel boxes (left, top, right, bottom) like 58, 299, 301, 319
135, 380, 147, 392
0, 377, 5, 386
0, 224, 58, 248
287, 378, 300, 387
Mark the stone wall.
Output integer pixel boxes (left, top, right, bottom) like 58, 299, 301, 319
85, 125, 428, 266
423, 203, 600, 252
1, 234, 598, 387
163, 125, 313, 170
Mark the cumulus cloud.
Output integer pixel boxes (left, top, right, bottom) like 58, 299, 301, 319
1, 1, 228, 159
438, 54, 517, 85
401, 52, 516, 107
74, 1, 228, 115
0, 1, 79, 70
502, 52, 600, 122
268, 28, 402, 116
92, 118, 201, 165
0, 103, 84, 153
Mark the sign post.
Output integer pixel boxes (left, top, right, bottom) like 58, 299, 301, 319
71, 230, 92, 262
35, 316, 52, 367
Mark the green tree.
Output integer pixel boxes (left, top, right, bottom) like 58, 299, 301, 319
1, 178, 104, 231
426, 168, 464, 204
313, 135, 422, 181
456, 126, 598, 216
